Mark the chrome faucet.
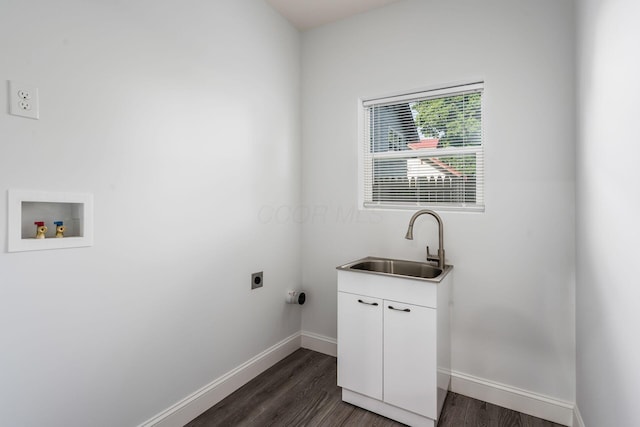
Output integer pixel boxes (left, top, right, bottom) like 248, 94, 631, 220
405, 209, 445, 268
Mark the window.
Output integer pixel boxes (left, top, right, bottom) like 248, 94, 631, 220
360, 82, 484, 211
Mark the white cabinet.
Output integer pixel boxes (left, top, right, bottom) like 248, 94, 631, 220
337, 266, 452, 427
384, 301, 437, 419
337, 293, 383, 400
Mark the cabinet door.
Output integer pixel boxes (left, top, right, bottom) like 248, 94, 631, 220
384, 301, 437, 418
337, 292, 383, 400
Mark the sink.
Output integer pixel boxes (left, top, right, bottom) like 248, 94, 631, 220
337, 256, 451, 282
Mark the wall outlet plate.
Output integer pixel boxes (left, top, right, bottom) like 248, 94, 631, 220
9, 81, 39, 119
251, 271, 263, 289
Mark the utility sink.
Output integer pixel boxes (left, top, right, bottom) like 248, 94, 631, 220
337, 256, 452, 283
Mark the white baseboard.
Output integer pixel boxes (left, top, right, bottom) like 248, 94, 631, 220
137, 332, 579, 427
138, 332, 302, 427
450, 370, 574, 426
573, 405, 585, 427
301, 330, 337, 357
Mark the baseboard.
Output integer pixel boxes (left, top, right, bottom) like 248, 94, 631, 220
138, 332, 302, 427
136, 333, 578, 427
450, 370, 574, 426
301, 330, 337, 357
573, 404, 585, 427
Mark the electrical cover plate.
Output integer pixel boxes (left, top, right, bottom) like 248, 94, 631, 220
251, 271, 263, 289
9, 80, 39, 119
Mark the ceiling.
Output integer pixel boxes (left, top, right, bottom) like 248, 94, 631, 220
266, 0, 404, 31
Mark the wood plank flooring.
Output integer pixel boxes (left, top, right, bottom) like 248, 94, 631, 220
185, 349, 566, 427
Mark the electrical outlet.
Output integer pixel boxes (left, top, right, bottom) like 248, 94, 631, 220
17, 89, 32, 100
9, 81, 39, 119
251, 271, 263, 290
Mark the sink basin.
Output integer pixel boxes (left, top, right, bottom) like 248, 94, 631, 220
337, 256, 451, 282
351, 259, 442, 279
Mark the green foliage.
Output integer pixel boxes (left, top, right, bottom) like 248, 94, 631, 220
411, 93, 482, 148
439, 154, 477, 175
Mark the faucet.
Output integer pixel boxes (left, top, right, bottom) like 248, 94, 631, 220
404, 209, 445, 268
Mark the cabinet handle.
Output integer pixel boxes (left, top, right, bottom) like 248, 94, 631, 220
357, 299, 379, 306
388, 305, 410, 312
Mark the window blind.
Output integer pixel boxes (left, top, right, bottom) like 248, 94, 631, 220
361, 82, 484, 211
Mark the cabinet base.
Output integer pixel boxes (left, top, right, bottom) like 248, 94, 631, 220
342, 389, 436, 427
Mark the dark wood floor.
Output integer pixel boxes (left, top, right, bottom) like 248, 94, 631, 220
185, 349, 566, 427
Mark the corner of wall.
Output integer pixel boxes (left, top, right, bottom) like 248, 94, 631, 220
573, 404, 585, 427
138, 332, 302, 427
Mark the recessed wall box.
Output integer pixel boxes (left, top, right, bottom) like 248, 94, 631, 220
7, 190, 94, 252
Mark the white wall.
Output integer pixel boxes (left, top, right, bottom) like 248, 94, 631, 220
0, 1, 301, 426
301, 0, 575, 403
576, 0, 640, 425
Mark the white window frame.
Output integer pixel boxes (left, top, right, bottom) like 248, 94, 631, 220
358, 81, 485, 212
